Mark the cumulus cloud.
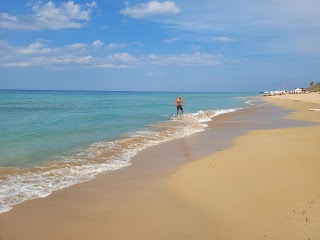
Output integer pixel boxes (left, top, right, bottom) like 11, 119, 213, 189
0, 40, 97, 68
16, 42, 46, 54
107, 52, 138, 63
92, 40, 104, 49
66, 43, 87, 50
0, 1, 97, 31
0, 40, 222, 69
120, 1, 180, 19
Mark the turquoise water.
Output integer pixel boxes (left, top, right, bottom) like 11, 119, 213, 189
0, 90, 257, 213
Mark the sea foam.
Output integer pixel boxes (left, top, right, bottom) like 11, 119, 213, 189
0, 108, 238, 214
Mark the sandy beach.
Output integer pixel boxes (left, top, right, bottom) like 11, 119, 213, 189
0, 93, 320, 240
170, 93, 320, 239
266, 92, 320, 122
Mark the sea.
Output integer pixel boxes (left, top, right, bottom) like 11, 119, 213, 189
0, 90, 258, 213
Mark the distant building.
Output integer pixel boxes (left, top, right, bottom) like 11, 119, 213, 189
294, 88, 302, 94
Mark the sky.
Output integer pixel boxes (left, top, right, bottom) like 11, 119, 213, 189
0, 0, 320, 92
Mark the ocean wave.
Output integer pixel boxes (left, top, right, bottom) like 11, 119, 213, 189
0, 108, 238, 214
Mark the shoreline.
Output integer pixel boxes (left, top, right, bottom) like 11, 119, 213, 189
0, 92, 248, 215
0, 95, 319, 239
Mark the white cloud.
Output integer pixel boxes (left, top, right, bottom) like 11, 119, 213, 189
61, 1, 92, 20
86, 2, 97, 8
121, 1, 180, 19
92, 40, 104, 49
164, 37, 178, 44
108, 52, 138, 63
67, 43, 87, 49
4, 62, 31, 68
0, 1, 97, 31
97, 63, 128, 69
211, 37, 232, 43
76, 55, 93, 63
162, 52, 221, 65
0, 40, 222, 69
105, 43, 127, 50
104, 42, 143, 51
0, 13, 18, 22
145, 52, 221, 66
148, 54, 160, 60
16, 42, 45, 54
31, 55, 94, 65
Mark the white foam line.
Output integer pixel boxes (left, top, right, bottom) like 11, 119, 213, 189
0, 107, 241, 214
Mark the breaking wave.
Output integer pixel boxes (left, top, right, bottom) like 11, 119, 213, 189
0, 108, 238, 214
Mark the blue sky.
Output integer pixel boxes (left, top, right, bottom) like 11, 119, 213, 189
0, 0, 319, 91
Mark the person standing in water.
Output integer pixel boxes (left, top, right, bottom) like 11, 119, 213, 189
175, 96, 187, 115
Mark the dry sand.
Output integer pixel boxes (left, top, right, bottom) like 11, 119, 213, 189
269, 92, 320, 105
170, 126, 320, 240
266, 92, 320, 122
0, 93, 319, 240
169, 93, 320, 239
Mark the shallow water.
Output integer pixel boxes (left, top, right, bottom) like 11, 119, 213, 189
0, 90, 257, 213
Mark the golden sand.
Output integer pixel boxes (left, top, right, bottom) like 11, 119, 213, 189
265, 92, 320, 122
270, 92, 320, 105
170, 125, 320, 239
169, 92, 320, 239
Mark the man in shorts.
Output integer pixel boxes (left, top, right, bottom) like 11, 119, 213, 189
175, 96, 187, 115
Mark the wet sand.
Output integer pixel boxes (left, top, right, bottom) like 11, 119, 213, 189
0, 96, 319, 240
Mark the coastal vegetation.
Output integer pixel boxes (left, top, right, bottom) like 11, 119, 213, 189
309, 82, 320, 92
